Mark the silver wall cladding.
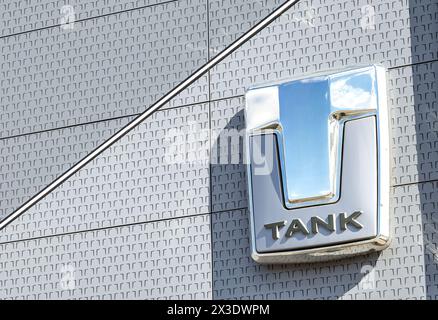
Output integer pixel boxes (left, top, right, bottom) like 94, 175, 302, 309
0, 214, 212, 299
210, 0, 436, 100
0, 103, 210, 241
0, 0, 437, 299
0, 115, 134, 221
0, 0, 172, 37
0, 0, 209, 138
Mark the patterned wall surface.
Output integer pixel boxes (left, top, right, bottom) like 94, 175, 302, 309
0, 0, 437, 299
0, 0, 209, 138
0, 0, 171, 37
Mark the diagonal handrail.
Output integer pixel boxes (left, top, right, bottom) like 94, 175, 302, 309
0, 0, 301, 230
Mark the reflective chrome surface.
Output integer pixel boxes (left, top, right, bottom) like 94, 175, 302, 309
246, 67, 379, 208
245, 65, 391, 263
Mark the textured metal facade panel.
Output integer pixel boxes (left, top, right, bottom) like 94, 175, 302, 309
0, 0, 436, 299
390, 61, 438, 186
209, 0, 284, 53
0, 0, 170, 37
0, 0, 208, 138
0, 103, 210, 242
210, 96, 247, 212
0, 214, 212, 299
210, 0, 428, 100
212, 207, 426, 299
0, 116, 134, 221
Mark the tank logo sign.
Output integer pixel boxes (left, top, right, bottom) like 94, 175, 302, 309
245, 65, 390, 263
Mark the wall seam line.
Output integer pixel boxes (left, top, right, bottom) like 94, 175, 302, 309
0, 0, 180, 40
0, 206, 249, 246
0, 95, 244, 142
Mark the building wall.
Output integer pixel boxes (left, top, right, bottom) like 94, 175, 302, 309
0, 0, 437, 299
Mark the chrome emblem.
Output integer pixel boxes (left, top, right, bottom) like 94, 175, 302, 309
245, 66, 390, 263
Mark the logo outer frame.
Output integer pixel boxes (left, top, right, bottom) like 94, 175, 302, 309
245, 65, 391, 264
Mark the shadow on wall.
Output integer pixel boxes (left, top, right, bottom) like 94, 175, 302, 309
210, 106, 380, 299
409, 0, 438, 300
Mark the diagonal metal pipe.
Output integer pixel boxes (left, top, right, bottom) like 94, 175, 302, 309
0, 0, 301, 230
